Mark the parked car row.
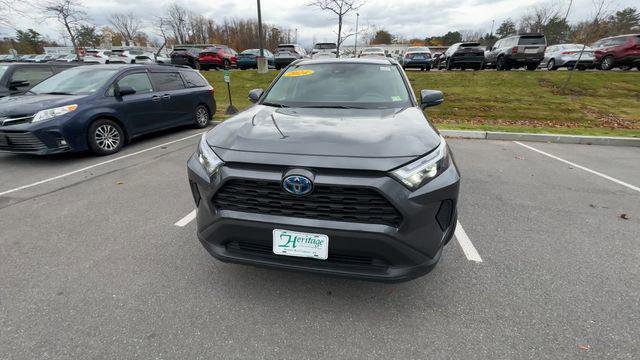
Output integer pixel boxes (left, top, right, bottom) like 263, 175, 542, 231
0, 64, 215, 156
403, 33, 639, 71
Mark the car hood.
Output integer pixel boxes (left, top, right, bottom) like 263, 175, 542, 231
0, 94, 88, 117
207, 105, 442, 171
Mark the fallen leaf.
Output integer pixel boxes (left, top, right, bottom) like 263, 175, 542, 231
515, 156, 526, 160
116, 181, 124, 185
589, 204, 596, 208
577, 344, 590, 351
620, 213, 630, 220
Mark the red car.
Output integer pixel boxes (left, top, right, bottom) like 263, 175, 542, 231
197, 46, 238, 70
593, 34, 640, 70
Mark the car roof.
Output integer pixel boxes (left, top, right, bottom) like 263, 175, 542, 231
292, 58, 396, 66
73, 64, 197, 72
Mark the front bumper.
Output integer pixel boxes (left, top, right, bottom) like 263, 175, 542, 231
0, 115, 79, 155
187, 153, 460, 282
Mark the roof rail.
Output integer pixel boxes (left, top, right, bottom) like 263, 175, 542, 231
154, 63, 192, 69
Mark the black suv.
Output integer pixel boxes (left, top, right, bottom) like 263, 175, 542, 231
0, 62, 77, 98
485, 33, 547, 70
438, 42, 485, 70
170, 48, 202, 69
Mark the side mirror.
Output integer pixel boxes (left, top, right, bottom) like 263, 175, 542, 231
248, 88, 263, 103
420, 89, 444, 109
117, 85, 136, 96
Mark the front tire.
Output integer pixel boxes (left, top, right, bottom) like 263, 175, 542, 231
599, 56, 614, 70
193, 104, 210, 129
496, 56, 506, 71
88, 119, 124, 156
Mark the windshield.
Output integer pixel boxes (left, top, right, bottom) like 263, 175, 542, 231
31, 67, 118, 95
262, 63, 411, 109
0, 65, 7, 78
241, 49, 260, 55
314, 43, 336, 49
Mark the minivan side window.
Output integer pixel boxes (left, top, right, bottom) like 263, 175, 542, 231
107, 72, 154, 96
150, 72, 185, 91
181, 71, 208, 87
10, 66, 54, 89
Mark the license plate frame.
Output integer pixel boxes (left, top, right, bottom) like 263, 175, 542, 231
273, 229, 329, 260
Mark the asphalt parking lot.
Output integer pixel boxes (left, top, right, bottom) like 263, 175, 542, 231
1, 126, 639, 359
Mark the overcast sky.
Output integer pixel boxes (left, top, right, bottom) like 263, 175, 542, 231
2, 0, 637, 46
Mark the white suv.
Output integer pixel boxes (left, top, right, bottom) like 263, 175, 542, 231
83, 50, 112, 64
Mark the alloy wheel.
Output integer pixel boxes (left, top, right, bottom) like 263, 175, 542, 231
196, 106, 209, 126
95, 124, 120, 151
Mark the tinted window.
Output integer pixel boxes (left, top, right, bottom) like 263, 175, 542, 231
118, 73, 153, 93
11, 66, 54, 88
609, 37, 628, 46
315, 43, 337, 50
150, 72, 185, 91
519, 36, 545, 45
263, 63, 411, 109
181, 71, 208, 87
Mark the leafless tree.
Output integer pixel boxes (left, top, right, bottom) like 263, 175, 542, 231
166, 2, 191, 44
43, 0, 87, 59
153, 16, 171, 60
109, 13, 141, 46
308, 0, 366, 57
518, 2, 562, 33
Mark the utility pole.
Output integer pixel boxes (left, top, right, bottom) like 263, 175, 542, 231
256, 0, 267, 73
354, 13, 359, 58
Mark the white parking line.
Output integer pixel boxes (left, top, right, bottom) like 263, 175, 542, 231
454, 221, 482, 262
174, 210, 197, 227
514, 141, 640, 193
0, 132, 204, 197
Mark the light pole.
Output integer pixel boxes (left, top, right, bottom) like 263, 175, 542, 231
256, 0, 267, 73
354, 13, 359, 58
489, 19, 495, 38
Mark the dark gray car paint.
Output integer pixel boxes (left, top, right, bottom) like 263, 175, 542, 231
207, 105, 441, 171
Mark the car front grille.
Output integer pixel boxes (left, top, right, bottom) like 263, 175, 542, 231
0, 115, 34, 126
213, 179, 403, 227
0, 131, 47, 152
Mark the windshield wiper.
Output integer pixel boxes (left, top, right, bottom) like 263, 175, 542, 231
41, 91, 74, 95
262, 101, 289, 108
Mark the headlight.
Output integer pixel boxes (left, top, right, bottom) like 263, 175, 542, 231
197, 133, 223, 176
391, 137, 450, 190
32, 104, 78, 123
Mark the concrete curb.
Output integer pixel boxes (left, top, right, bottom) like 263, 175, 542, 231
441, 130, 640, 147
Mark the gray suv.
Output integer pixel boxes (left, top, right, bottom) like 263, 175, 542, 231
485, 33, 547, 70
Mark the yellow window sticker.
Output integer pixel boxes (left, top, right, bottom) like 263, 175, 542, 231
283, 69, 315, 77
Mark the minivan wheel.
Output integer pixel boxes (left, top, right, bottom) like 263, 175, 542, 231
89, 119, 124, 155
599, 56, 614, 70
193, 105, 210, 129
